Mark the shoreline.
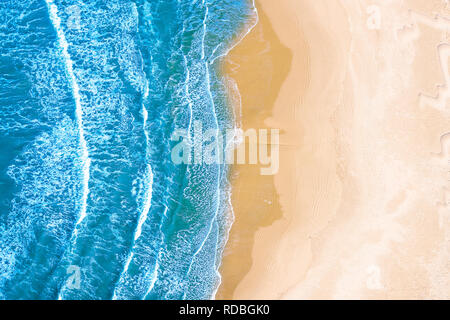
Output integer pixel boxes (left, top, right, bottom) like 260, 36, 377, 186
216, 0, 295, 299
219, 0, 450, 299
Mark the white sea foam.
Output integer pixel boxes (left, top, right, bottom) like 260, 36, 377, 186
112, 88, 154, 300
142, 227, 166, 300
111, 251, 134, 300
45, 0, 92, 300
201, 1, 208, 61
210, 184, 236, 299
143, 0, 260, 299
143, 259, 160, 299
209, 0, 259, 65
134, 96, 154, 241
183, 0, 222, 286
134, 165, 154, 241
182, 53, 194, 138
44, 0, 91, 228
110, 0, 258, 300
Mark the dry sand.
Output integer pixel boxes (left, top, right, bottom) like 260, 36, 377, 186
218, 0, 450, 299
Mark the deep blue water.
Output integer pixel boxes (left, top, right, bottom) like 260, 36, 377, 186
0, 0, 256, 300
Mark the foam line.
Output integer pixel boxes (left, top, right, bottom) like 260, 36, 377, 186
45, 0, 92, 300
143, 259, 160, 298
45, 0, 91, 228
112, 80, 154, 299
182, 1, 222, 297
183, 53, 194, 139
137, 98, 154, 244
134, 165, 154, 241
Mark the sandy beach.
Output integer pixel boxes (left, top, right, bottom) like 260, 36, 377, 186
218, 0, 450, 299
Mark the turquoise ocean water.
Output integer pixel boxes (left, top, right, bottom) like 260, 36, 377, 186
0, 0, 257, 299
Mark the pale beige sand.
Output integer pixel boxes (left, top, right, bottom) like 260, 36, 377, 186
219, 0, 450, 299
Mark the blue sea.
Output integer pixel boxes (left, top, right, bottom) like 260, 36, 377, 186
0, 0, 257, 300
